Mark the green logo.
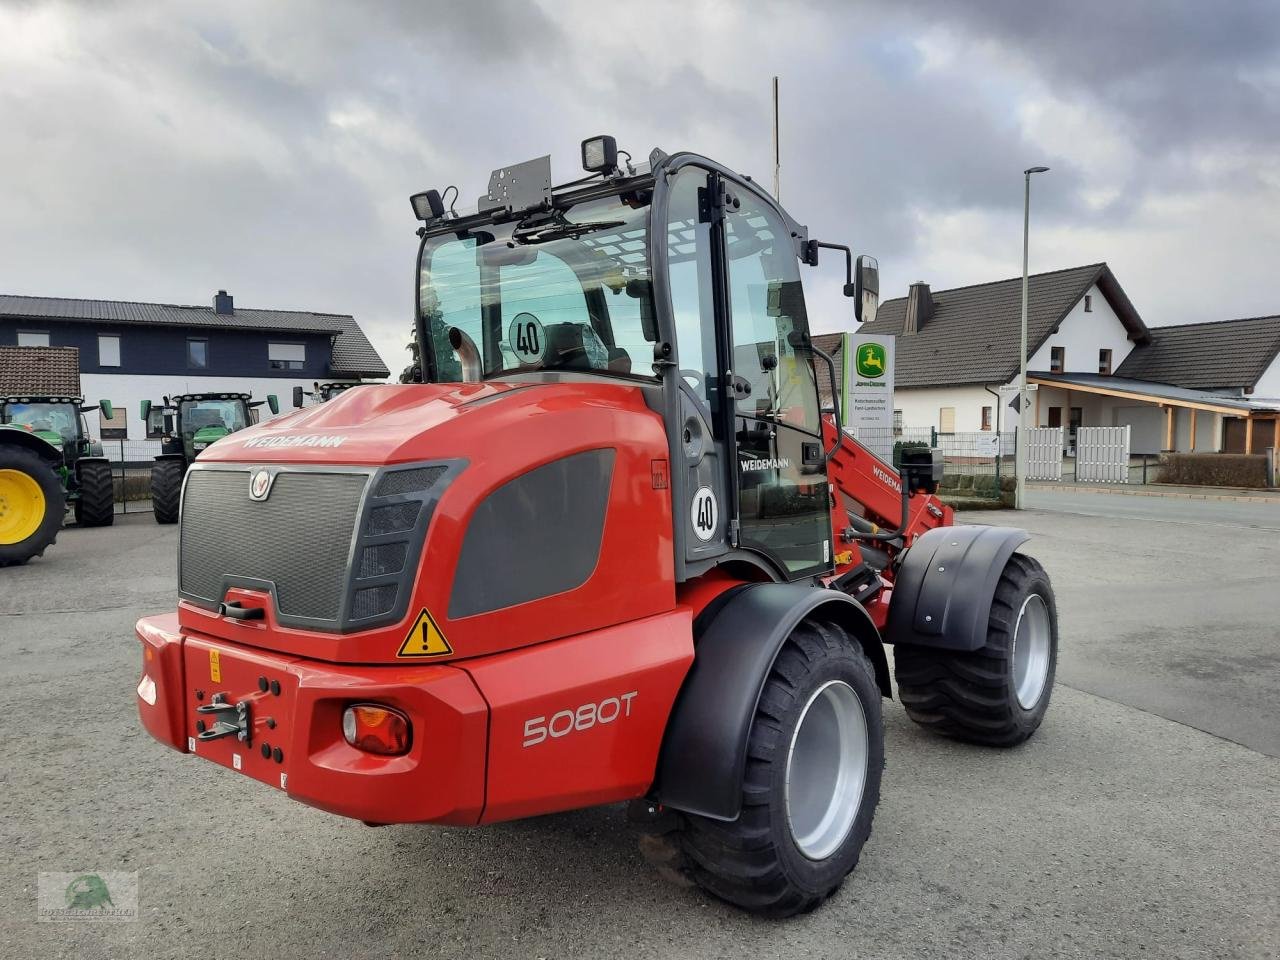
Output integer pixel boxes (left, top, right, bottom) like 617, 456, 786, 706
65, 875, 113, 911
855, 342, 887, 379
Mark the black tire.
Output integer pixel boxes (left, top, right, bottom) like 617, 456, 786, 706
74, 460, 115, 527
645, 618, 885, 917
894, 553, 1057, 747
0, 445, 65, 566
150, 459, 185, 524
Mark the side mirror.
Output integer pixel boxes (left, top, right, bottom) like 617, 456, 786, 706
139, 399, 151, 421
855, 255, 879, 324
99, 399, 114, 420
292, 386, 305, 408
267, 394, 280, 415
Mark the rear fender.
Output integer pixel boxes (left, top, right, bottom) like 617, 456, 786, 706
885, 525, 1029, 652
655, 583, 886, 822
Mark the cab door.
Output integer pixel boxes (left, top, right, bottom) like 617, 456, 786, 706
722, 187, 832, 578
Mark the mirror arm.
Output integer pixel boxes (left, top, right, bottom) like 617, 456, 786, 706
805, 240, 857, 297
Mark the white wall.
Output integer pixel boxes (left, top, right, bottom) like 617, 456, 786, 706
1112, 405, 1165, 454
894, 384, 1002, 433
79, 372, 368, 449
1027, 283, 1138, 375
1253, 353, 1280, 401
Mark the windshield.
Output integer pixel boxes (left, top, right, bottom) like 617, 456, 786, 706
1, 402, 79, 443
179, 399, 248, 437
418, 192, 657, 382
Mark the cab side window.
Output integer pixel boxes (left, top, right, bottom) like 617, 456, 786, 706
724, 195, 820, 434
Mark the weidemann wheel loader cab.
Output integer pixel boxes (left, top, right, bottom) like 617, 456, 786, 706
0, 395, 117, 566
134, 138, 1057, 918
142, 392, 278, 524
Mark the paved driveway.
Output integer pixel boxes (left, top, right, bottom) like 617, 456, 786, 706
1, 513, 1277, 959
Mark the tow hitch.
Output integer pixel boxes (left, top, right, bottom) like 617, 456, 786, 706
196, 692, 252, 746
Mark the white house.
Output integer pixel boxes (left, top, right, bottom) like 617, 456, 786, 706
852, 263, 1280, 455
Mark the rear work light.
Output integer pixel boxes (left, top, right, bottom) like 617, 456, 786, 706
342, 703, 411, 756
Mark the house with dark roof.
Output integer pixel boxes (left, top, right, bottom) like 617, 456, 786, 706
0, 290, 388, 450
850, 263, 1280, 454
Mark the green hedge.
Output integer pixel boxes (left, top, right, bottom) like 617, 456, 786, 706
1157, 453, 1269, 488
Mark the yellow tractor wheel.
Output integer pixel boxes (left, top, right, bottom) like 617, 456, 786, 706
0, 446, 65, 566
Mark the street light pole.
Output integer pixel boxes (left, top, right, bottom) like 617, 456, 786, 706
1015, 165, 1050, 510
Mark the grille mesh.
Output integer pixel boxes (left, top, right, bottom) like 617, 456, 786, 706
180, 470, 367, 620
358, 543, 407, 579
369, 501, 420, 535
351, 585, 398, 620
375, 466, 446, 498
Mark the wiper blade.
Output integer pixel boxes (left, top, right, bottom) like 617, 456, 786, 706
513, 220, 626, 244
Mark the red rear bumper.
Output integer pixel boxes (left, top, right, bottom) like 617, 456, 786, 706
135, 614, 488, 825
135, 609, 693, 826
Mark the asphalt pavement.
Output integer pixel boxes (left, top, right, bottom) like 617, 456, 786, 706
1, 510, 1277, 959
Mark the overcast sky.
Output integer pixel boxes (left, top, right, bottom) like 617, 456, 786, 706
2, 0, 1278, 376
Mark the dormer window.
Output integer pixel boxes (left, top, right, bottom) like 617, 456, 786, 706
1051, 346, 1065, 374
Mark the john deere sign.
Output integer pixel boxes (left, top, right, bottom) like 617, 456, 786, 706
842, 333, 895, 443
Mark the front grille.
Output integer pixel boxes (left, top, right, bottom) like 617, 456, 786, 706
180, 469, 368, 621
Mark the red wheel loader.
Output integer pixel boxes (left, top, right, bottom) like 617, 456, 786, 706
135, 138, 1058, 917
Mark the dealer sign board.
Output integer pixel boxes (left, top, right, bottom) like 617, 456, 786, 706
841, 332, 895, 435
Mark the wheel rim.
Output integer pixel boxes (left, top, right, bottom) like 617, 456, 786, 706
0, 468, 47, 545
785, 679, 869, 861
1012, 593, 1052, 709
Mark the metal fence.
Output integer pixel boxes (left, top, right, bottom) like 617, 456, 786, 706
98, 439, 157, 510
848, 427, 1016, 481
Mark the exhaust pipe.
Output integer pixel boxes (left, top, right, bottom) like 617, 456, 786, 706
448, 326, 482, 383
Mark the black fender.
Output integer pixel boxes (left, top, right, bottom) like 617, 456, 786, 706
152, 453, 186, 463
0, 429, 62, 464
885, 525, 1030, 652
76, 455, 110, 473
655, 583, 887, 822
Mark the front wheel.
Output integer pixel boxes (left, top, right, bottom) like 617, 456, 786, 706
647, 618, 884, 917
894, 553, 1057, 746
0, 446, 65, 566
150, 459, 185, 524
74, 460, 115, 527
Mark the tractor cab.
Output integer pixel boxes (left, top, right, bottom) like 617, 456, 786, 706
291, 381, 364, 407
412, 138, 878, 583
142, 391, 279, 524
0, 395, 107, 454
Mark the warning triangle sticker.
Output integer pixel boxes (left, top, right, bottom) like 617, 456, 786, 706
397, 608, 453, 658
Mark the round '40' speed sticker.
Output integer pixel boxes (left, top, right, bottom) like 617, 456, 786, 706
690, 486, 718, 542
509, 312, 545, 365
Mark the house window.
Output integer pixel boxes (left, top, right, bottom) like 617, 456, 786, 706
100, 401, 128, 440
1050, 346, 1065, 374
1099, 348, 1112, 375
268, 342, 306, 370
98, 335, 121, 368
939, 407, 956, 434
892, 409, 903, 435
981, 406, 993, 431
17, 330, 49, 347
1047, 407, 1062, 428
1084, 294, 1093, 312
187, 338, 209, 369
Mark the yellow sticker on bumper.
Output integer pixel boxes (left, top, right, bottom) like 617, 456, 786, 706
209, 648, 222, 683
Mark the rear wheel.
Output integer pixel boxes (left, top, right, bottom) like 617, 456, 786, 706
894, 553, 1057, 746
150, 458, 185, 524
644, 618, 884, 917
74, 460, 115, 527
0, 446, 65, 566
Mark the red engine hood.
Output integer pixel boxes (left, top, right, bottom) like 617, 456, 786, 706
198, 382, 545, 465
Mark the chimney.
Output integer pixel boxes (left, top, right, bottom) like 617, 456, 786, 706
902, 281, 933, 335
213, 290, 234, 315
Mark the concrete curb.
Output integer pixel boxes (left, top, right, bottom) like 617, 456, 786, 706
1028, 482, 1280, 504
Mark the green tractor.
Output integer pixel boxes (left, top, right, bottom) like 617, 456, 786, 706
142, 392, 278, 524
291, 381, 365, 407
0, 395, 116, 566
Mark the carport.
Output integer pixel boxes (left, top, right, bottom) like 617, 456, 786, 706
1030, 372, 1280, 454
